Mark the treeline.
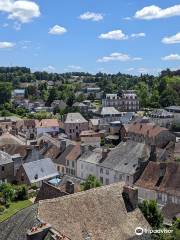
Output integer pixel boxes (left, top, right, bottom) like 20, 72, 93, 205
0, 67, 179, 109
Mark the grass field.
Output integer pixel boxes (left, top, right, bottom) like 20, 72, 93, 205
0, 200, 32, 223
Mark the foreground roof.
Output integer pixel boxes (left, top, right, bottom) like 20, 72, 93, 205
0, 204, 39, 240
38, 182, 150, 240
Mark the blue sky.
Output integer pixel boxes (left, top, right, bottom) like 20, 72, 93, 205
0, 0, 180, 75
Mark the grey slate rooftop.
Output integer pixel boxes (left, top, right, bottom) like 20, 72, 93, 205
0, 204, 39, 240
100, 141, 150, 174
0, 150, 13, 165
65, 112, 88, 123
22, 158, 59, 184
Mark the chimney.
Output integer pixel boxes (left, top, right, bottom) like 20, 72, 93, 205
66, 180, 75, 194
27, 223, 51, 240
80, 144, 89, 154
60, 140, 66, 153
149, 145, 157, 162
122, 185, 138, 211
102, 148, 108, 160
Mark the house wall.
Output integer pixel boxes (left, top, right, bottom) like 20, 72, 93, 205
76, 158, 134, 186
65, 122, 89, 140
66, 159, 76, 177
150, 117, 174, 129
36, 127, 59, 136
137, 186, 180, 207
16, 166, 31, 185
77, 160, 99, 180
0, 162, 14, 183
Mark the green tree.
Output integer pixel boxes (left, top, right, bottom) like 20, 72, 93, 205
136, 82, 150, 108
160, 88, 180, 107
81, 175, 102, 191
47, 87, 58, 106
139, 200, 163, 229
0, 82, 12, 105
0, 183, 14, 206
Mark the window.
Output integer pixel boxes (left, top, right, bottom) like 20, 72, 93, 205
70, 129, 72, 133
57, 166, 60, 172
2, 166, 5, 171
81, 164, 83, 169
100, 177, 103, 184
71, 169, 74, 175
72, 161, 75, 168
106, 169, 109, 175
67, 160, 69, 166
100, 168, 103, 174
81, 172, 84, 178
106, 178, 109, 185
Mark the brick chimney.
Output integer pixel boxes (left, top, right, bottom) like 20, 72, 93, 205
122, 185, 138, 211
60, 140, 66, 153
66, 180, 75, 194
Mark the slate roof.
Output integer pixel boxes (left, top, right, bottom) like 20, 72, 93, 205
38, 182, 151, 240
54, 144, 75, 165
127, 122, 168, 138
135, 161, 180, 197
0, 204, 39, 240
0, 144, 28, 159
0, 150, 13, 165
36, 119, 59, 128
100, 141, 150, 174
22, 158, 59, 184
100, 107, 121, 115
150, 109, 174, 118
162, 203, 180, 225
66, 144, 81, 161
65, 112, 88, 124
0, 133, 26, 146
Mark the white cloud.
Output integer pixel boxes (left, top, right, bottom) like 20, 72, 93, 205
135, 4, 180, 20
162, 54, 180, 61
131, 32, 146, 38
126, 67, 135, 72
99, 30, 128, 40
67, 65, 82, 70
162, 32, 180, 44
0, 41, 15, 48
43, 65, 56, 72
49, 25, 67, 35
0, 0, 40, 23
79, 12, 103, 21
123, 17, 131, 20
97, 52, 142, 62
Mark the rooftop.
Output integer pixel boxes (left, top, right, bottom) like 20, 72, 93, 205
127, 122, 168, 138
37, 119, 59, 128
0, 133, 26, 146
65, 112, 88, 124
0, 150, 13, 165
150, 109, 174, 118
38, 182, 150, 240
100, 141, 150, 174
22, 158, 59, 184
100, 107, 121, 115
135, 161, 180, 197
